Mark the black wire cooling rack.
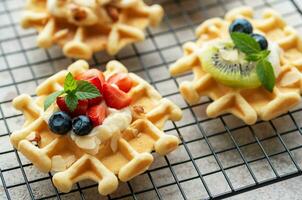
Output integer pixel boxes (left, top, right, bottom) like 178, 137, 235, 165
1, 0, 302, 199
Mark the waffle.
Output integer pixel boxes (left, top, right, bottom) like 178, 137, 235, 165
10, 60, 182, 195
21, 0, 164, 59
170, 7, 302, 125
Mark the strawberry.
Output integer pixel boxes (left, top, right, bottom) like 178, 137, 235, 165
56, 97, 88, 117
107, 73, 133, 93
76, 69, 105, 105
87, 103, 108, 127
88, 96, 103, 107
76, 69, 105, 92
102, 83, 131, 109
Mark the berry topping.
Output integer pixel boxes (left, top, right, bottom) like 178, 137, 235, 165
102, 83, 131, 109
229, 32, 276, 92
56, 97, 88, 117
107, 73, 133, 93
44, 72, 100, 112
76, 69, 105, 92
251, 33, 268, 50
229, 19, 253, 34
72, 115, 93, 136
87, 96, 103, 107
87, 103, 108, 127
48, 111, 72, 135
76, 69, 105, 106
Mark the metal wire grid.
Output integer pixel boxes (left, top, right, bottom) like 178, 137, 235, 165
0, 0, 302, 199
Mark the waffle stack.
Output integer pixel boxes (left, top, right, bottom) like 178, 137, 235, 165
21, 0, 163, 59
10, 60, 182, 195
170, 7, 302, 125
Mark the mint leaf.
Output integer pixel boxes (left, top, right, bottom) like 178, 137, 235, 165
256, 59, 275, 92
43, 72, 102, 112
260, 50, 271, 59
64, 72, 77, 93
44, 90, 64, 111
245, 53, 263, 62
230, 32, 275, 92
246, 50, 270, 62
76, 80, 100, 100
65, 94, 78, 112
230, 32, 261, 54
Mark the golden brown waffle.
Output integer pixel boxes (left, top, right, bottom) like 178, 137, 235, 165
21, 0, 164, 59
170, 7, 302, 125
10, 60, 182, 195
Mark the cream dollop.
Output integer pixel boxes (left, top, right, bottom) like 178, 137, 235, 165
42, 98, 132, 155
70, 107, 132, 154
267, 41, 281, 77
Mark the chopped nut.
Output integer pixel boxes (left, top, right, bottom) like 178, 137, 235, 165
123, 127, 139, 137
106, 5, 119, 22
131, 105, 145, 120
133, 105, 145, 114
27, 132, 41, 144
71, 6, 87, 21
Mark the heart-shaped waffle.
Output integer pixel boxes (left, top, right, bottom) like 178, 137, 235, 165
21, 0, 163, 59
170, 7, 302, 125
10, 60, 182, 195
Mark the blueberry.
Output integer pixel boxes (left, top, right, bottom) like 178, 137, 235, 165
229, 19, 253, 34
48, 112, 72, 135
251, 33, 268, 50
72, 115, 93, 136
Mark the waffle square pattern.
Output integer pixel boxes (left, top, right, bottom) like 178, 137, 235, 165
170, 7, 302, 125
21, 0, 164, 59
10, 60, 182, 195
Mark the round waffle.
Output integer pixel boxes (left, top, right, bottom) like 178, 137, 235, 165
169, 7, 302, 125
21, 0, 164, 59
10, 60, 182, 195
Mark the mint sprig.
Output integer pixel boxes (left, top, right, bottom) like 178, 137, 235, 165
44, 90, 64, 111
230, 32, 275, 92
44, 72, 101, 111
230, 32, 261, 54
256, 60, 275, 92
76, 80, 101, 100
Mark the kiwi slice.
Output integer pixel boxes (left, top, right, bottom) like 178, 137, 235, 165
199, 41, 261, 89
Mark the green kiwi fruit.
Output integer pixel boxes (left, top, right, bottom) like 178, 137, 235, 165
198, 40, 261, 89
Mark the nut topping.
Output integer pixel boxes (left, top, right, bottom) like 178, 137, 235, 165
71, 6, 87, 21
105, 5, 119, 22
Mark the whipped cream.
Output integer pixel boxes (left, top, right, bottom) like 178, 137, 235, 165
267, 41, 281, 77
42, 100, 132, 155
70, 107, 132, 154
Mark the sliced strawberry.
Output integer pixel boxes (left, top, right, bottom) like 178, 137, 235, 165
56, 97, 88, 117
86, 76, 103, 92
88, 96, 103, 107
87, 103, 108, 127
76, 69, 105, 105
102, 83, 131, 109
76, 69, 105, 92
107, 73, 133, 93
